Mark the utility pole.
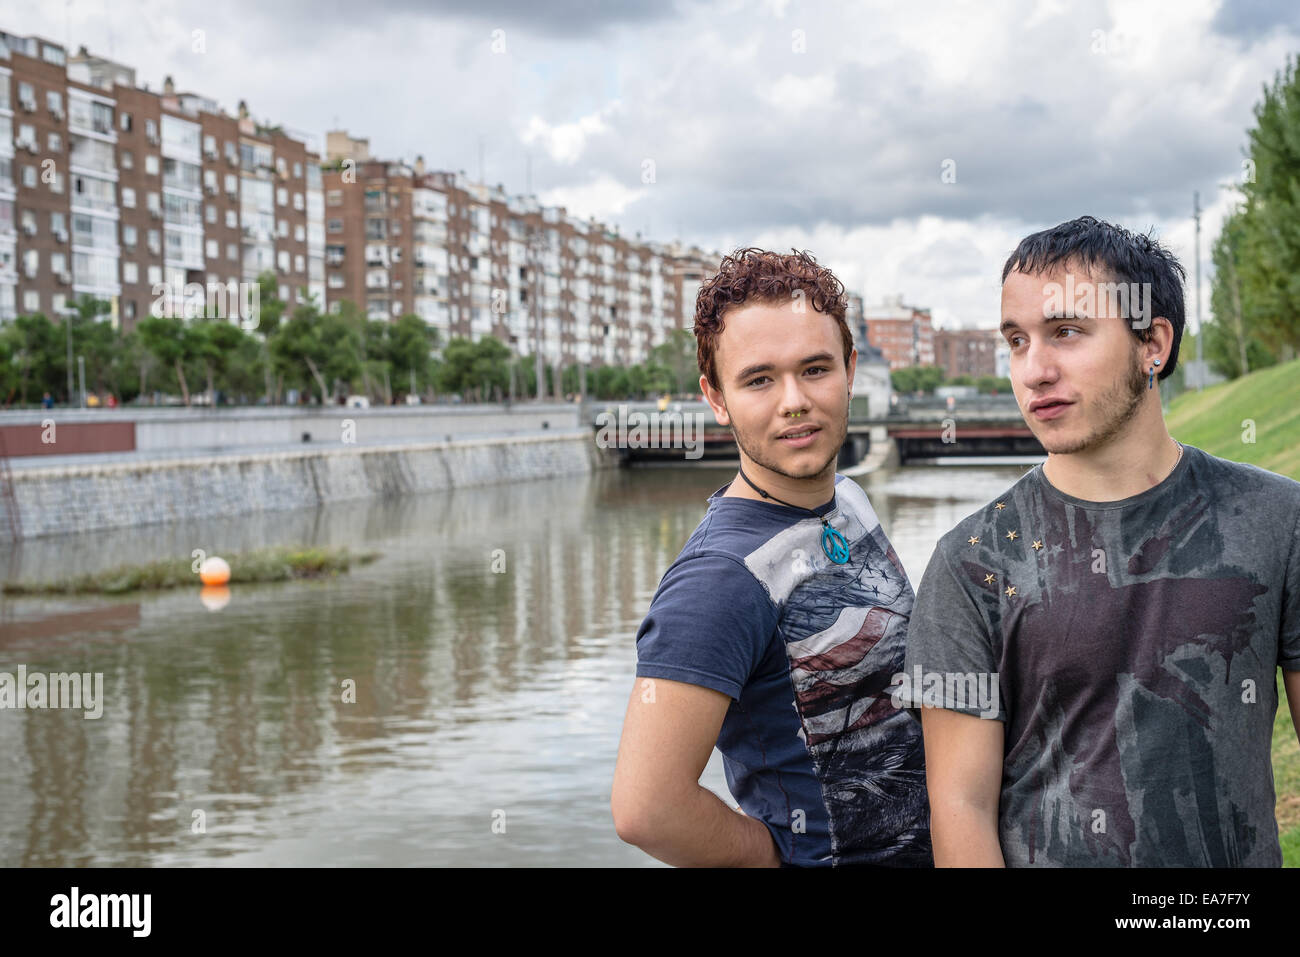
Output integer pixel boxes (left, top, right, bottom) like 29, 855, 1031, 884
65, 313, 74, 404
1194, 190, 1203, 391
78, 354, 86, 407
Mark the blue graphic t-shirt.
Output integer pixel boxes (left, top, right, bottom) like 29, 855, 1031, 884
633, 474, 933, 866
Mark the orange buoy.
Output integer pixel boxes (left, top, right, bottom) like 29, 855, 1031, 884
199, 556, 231, 586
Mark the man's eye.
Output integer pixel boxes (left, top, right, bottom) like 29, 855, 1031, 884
805, 366, 828, 375
747, 376, 769, 387
1058, 327, 1080, 339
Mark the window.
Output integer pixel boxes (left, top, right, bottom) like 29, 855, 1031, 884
224, 173, 237, 193
277, 187, 287, 206
205, 203, 216, 224
47, 132, 61, 152
294, 224, 305, 242
328, 273, 345, 289
276, 157, 287, 176
120, 112, 132, 132
18, 82, 35, 110
225, 209, 237, 228
147, 265, 162, 285
292, 162, 301, 178
147, 229, 161, 255
47, 90, 62, 114
123, 225, 137, 247
124, 300, 136, 320
277, 250, 289, 272
122, 187, 136, 208
278, 219, 288, 238
294, 254, 304, 273
328, 218, 342, 233
227, 243, 238, 261
206, 239, 218, 259
146, 191, 161, 213
23, 291, 39, 313
292, 192, 303, 211
327, 190, 342, 206
145, 119, 158, 141
121, 150, 133, 170
203, 134, 216, 155
50, 211, 65, 233
145, 155, 159, 176
123, 262, 138, 283
17, 123, 35, 148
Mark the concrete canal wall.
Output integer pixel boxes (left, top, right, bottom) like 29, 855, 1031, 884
2, 430, 609, 541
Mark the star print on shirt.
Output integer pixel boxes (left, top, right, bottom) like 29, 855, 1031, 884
968, 536, 980, 546
1006, 530, 1018, 541
1004, 585, 1017, 597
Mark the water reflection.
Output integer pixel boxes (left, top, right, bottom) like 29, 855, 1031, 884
0, 463, 1031, 866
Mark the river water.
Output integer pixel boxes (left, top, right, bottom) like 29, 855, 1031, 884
0, 461, 1031, 866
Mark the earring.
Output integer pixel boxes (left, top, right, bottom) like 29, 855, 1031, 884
1148, 358, 1161, 390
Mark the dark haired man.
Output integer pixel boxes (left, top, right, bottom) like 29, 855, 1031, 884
611, 248, 932, 867
904, 216, 1300, 866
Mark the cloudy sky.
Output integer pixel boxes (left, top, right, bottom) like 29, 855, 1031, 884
8, 0, 1300, 329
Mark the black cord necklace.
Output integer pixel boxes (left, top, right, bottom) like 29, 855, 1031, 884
735, 464, 850, 564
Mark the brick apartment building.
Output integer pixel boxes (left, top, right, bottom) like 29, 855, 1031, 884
0, 29, 717, 374
933, 327, 1000, 379
0, 31, 324, 332
321, 130, 716, 369
862, 294, 935, 370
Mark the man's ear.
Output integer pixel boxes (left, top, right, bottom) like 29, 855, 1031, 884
700, 373, 730, 426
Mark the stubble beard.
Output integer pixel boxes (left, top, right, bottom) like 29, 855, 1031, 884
726, 394, 849, 482
1038, 348, 1148, 456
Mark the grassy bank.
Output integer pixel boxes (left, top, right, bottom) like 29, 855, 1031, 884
1168, 359, 1300, 863
1166, 357, 1300, 480
1, 546, 380, 596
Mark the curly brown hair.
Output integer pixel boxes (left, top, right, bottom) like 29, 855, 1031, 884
694, 247, 852, 392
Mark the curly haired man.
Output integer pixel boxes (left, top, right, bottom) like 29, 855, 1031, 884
611, 248, 933, 867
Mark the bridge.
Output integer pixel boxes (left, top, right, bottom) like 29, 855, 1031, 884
588, 396, 1044, 466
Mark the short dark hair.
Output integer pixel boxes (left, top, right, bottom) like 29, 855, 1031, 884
1000, 216, 1187, 380
694, 247, 852, 392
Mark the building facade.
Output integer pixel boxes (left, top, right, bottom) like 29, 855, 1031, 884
0, 31, 323, 331
321, 130, 716, 369
933, 327, 1000, 379
863, 294, 935, 370
0, 32, 717, 376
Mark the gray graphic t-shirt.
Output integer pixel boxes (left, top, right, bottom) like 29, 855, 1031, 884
904, 444, 1300, 867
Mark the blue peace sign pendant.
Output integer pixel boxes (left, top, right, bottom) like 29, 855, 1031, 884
821, 524, 850, 564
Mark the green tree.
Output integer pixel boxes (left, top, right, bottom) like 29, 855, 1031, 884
439, 336, 510, 399
137, 316, 194, 404
1207, 206, 1276, 379
0, 314, 65, 404
1221, 55, 1300, 363
891, 365, 946, 395
389, 313, 441, 396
